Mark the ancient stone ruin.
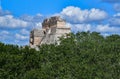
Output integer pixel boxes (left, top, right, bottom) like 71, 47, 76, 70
29, 16, 71, 47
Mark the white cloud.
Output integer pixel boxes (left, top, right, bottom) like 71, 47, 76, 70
69, 23, 120, 34
96, 24, 120, 33
66, 23, 71, 28
0, 6, 120, 45
0, 9, 44, 45
0, 8, 11, 16
0, 30, 9, 35
109, 13, 120, 26
14, 33, 29, 45
0, 30, 10, 41
20, 29, 29, 35
14, 39, 28, 46
35, 22, 42, 28
113, 13, 120, 17
110, 18, 120, 25
20, 14, 44, 22
19, 14, 44, 29
15, 33, 29, 40
70, 23, 91, 32
60, 6, 107, 23
0, 15, 29, 28
114, 4, 120, 12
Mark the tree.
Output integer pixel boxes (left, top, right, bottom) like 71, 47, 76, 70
0, 32, 120, 79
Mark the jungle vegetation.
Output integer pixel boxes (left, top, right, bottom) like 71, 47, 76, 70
0, 32, 120, 79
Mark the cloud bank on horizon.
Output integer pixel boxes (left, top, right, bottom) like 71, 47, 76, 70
0, 0, 120, 45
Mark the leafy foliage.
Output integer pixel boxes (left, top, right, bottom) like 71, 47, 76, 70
0, 32, 120, 79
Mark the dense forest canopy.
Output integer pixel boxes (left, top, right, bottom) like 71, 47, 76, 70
0, 32, 120, 79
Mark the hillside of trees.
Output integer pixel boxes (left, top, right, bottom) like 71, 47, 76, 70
0, 32, 120, 79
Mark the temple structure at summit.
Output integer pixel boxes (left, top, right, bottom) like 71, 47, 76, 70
29, 16, 71, 47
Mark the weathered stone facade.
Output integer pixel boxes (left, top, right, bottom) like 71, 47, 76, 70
29, 16, 71, 47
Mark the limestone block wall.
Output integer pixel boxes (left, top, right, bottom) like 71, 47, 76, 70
41, 34, 56, 45
33, 37, 42, 46
30, 16, 71, 47
57, 21, 66, 28
29, 29, 45, 46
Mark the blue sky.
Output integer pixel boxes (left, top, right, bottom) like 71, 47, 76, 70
2, 0, 115, 16
0, 0, 120, 45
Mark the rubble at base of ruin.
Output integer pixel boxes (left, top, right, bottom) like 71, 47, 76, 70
29, 16, 71, 47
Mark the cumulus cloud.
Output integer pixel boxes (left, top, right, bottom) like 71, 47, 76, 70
0, 8, 29, 29
0, 30, 9, 35
0, 30, 10, 41
0, 30, 29, 45
60, 6, 108, 24
20, 14, 44, 22
0, 15, 29, 28
109, 18, 120, 26
0, 9, 45, 45
0, 9, 44, 29
113, 13, 120, 17
59, 6, 119, 35
95, 24, 120, 33
15, 33, 29, 40
14, 39, 28, 45
19, 14, 44, 29
0, 6, 119, 45
20, 29, 29, 35
109, 13, 120, 26
69, 23, 91, 32
0, 8, 11, 16
114, 4, 120, 12
101, 0, 120, 12
68, 22, 120, 34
